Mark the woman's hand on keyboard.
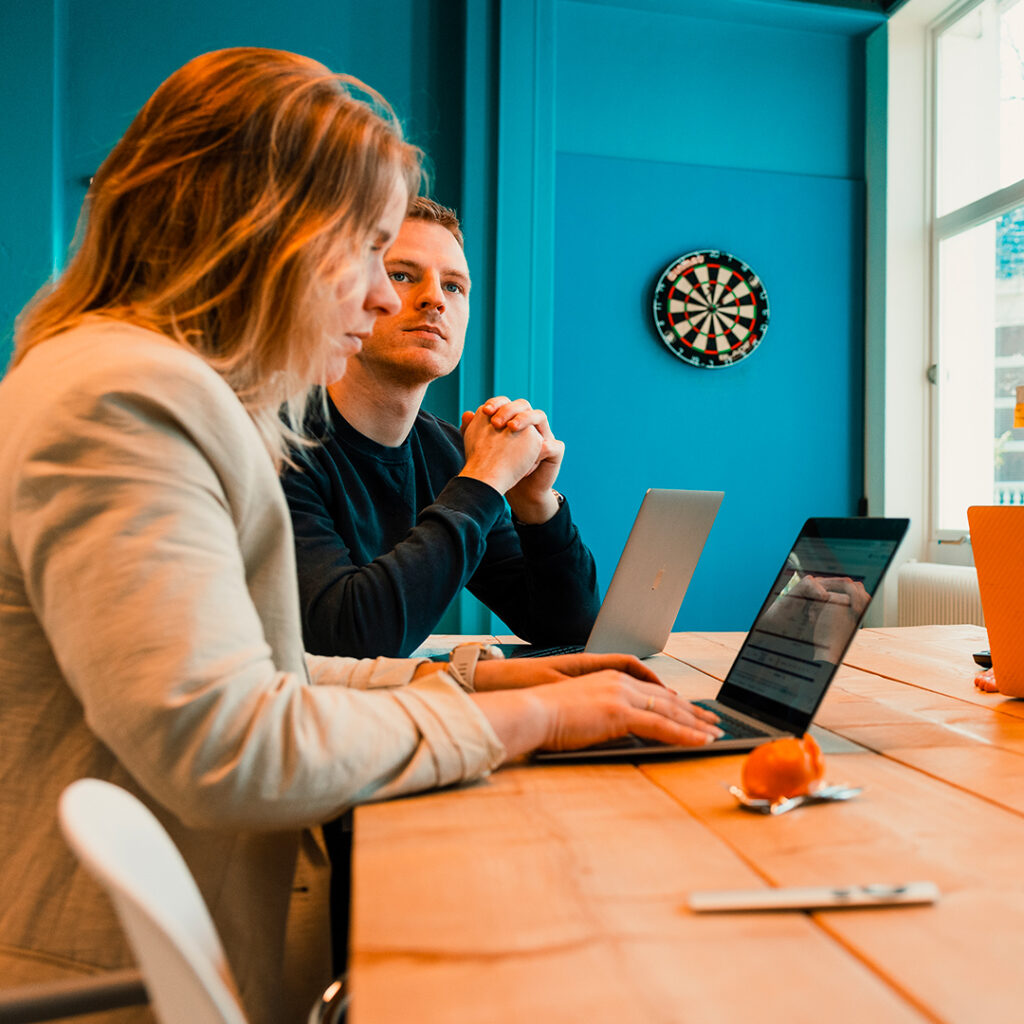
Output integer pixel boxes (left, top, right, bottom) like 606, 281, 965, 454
473, 674, 724, 758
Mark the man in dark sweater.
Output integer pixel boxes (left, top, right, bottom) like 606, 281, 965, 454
282, 198, 600, 659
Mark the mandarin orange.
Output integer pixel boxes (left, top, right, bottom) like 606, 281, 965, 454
741, 734, 825, 801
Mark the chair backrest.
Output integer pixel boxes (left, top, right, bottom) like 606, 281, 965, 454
58, 779, 248, 1024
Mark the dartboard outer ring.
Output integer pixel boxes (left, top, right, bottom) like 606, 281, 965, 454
652, 250, 769, 369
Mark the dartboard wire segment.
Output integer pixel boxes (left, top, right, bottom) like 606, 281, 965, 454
652, 250, 769, 368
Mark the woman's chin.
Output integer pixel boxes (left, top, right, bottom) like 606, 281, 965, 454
323, 343, 359, 385
322, 355, 348, 385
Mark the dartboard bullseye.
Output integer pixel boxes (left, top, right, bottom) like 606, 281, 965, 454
652, 250, 769, 368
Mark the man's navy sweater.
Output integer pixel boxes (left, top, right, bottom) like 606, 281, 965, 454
281, 401, 601, 658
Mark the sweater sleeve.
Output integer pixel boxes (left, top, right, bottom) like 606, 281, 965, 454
465, 493, 602, 646
283, 457, 509, 658
9, 355, 504, 831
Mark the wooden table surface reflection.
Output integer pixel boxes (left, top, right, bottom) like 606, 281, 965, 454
350, 626, 1024, 1024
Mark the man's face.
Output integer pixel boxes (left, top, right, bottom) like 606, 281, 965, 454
352, 218, 471, 387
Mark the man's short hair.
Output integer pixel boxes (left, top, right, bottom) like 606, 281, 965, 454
407, 196, 463, 248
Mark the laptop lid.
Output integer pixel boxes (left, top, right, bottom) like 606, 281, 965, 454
714, 516, 910, 735
532, 515, 908, 763
967, 505, 1024, 696
583, 488, 724, 657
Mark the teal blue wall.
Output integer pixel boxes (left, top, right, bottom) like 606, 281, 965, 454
554, 156, 864, 630
548, 0, 877, 630
0, 3, 61, 364
0, 0, 881, 634
0, 0, 467, 382
556, 2, 869, 177
57, 0, 466, 250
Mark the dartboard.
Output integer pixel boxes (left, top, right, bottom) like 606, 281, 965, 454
652, 250, 769, 368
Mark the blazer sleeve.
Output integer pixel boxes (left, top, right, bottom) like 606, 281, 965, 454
9, 361, 504, 831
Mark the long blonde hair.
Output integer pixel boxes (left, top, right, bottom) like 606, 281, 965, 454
14, 47, 422, 463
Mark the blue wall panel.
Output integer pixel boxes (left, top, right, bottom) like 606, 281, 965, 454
556, 0, 868, 180
58, 0, 467, 249
549, 0, 869, 633
1, 0, 466, 373
0, 3, 60, 367
553, 152, 864, 630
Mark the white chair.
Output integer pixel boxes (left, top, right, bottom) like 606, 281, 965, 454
57, 778, 347, 1024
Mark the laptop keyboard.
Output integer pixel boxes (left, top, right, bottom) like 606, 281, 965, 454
693, 700, 770, 740
580, 702, 771, 752
507, 644, 586, 659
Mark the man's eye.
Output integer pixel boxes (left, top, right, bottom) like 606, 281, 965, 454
389, 271, 410, 283
444, 282, 464, 294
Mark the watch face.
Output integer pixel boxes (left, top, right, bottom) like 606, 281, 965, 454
652, 250, 769, 368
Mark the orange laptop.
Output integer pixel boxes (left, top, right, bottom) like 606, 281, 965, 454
968, 505, 1024, 697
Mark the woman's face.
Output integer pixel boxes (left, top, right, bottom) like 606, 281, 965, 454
327, 178, 408, 382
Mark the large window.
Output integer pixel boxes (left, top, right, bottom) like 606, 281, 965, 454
933, 0, 1024, 532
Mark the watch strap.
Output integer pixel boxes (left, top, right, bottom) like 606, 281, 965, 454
447, 642, 504, 692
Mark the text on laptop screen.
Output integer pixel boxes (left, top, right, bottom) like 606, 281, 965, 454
718, 526, 904, 731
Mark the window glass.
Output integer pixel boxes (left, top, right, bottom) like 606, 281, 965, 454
935, 221, 996, 530
936, 0, 1024, 217
994, 206, 1024, 503
935, 203, 1024, 530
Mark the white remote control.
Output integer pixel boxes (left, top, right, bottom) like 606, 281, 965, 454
688, 881, 940, 913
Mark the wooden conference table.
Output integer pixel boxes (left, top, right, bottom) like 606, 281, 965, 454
349, 626, 1024, 1024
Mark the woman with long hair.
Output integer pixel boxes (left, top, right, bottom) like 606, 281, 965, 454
0, 48, 719, 1022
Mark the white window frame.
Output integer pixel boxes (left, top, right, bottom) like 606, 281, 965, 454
865, 0, 968, 624
928, 0, 1024, 556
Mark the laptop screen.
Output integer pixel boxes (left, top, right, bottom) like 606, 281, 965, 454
717, 517, 909, 734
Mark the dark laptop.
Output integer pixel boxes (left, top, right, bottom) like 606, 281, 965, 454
534, 516, 909, 762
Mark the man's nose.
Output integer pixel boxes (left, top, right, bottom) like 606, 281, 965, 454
416, 275, 446, 313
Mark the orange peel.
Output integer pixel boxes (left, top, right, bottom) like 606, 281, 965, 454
741, 734, 825, 801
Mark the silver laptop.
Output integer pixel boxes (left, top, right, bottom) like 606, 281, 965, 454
535, 516, 909, 762
501, 488, 723, 659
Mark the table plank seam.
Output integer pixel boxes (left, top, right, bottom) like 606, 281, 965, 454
840, 662, 1024, 722
638, 767, 942, 1024
813, 917, 948, 1024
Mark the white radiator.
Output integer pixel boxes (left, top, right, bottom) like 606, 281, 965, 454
896, 562, 985, 626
